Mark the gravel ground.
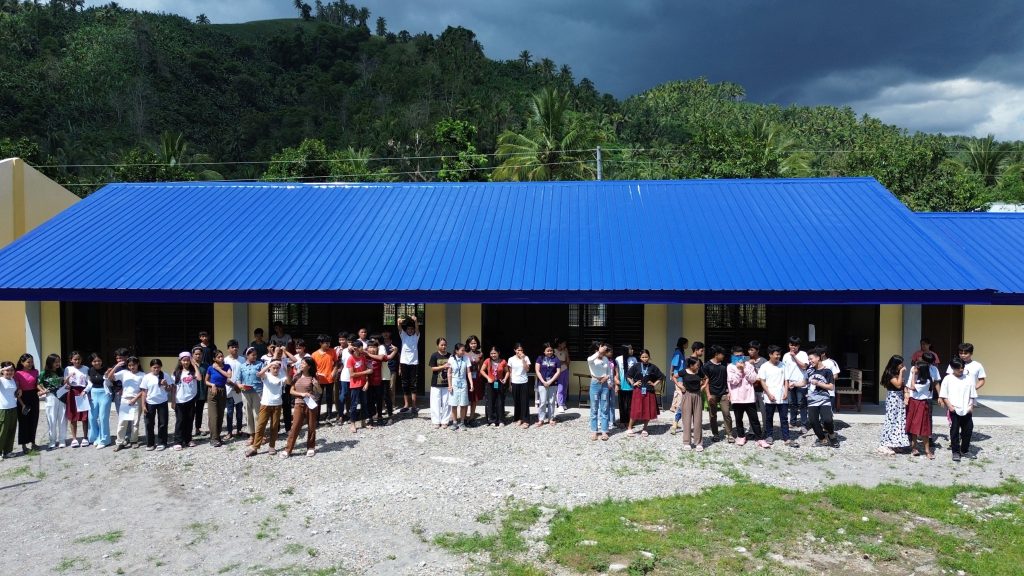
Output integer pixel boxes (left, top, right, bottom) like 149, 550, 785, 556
1, 406, 1021, 576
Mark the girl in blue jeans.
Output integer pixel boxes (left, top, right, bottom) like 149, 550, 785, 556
587, 343, 613, 441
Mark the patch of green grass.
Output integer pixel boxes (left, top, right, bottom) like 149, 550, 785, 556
411, 523, 427, 543
282, 486, 294, 495
434, 502, 542, 574
274, 502, 289, 516
0, 465, 31, 479
283, 543, 304, 555
251, 564, 342, 576
217, 563, 241, 574
75, 530, 123, 544
242, 494, 265, 504
186, 522, 215, 546
54, 556, 87, 573
546, 478, 1024, 575
256, 516, 281, 541
476, 511, 495, 525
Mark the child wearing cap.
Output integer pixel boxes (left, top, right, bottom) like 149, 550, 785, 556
245, 351, 288, 457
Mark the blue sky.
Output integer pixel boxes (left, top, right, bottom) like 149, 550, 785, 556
86, 0, 1024, 140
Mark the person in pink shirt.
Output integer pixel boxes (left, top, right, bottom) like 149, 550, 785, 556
727, 346, 769, 448
910, 338, 941, 367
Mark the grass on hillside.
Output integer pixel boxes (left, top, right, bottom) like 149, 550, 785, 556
546, 477, 1024, 575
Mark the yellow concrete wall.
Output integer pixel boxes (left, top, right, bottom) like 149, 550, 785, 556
213, 303, 234, 348
964, 305, 1023, 397
0, 301, 26, 362
878, 304, 903, 398
682, 304, 705, 345
248, 303, 269, 343
644, 304, 668, 367
460, 304, 481, 341
41, 301, 61, 358
425, 303, 446, 384
0, 160, 15, 245
22, 162, 78, 231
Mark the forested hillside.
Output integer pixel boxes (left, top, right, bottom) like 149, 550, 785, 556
1, 0, 1021, 210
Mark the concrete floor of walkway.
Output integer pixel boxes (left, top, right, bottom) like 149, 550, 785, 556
823, 397, 1024, 426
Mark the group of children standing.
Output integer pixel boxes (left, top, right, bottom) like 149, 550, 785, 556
0, 316, 985, 463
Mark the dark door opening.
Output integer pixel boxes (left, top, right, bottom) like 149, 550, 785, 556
704, 304, 881, 404
921, 305, 963, 369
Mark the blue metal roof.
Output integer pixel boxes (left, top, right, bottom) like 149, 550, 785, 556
0, 178, 994, 304
918, 212, 1024, 303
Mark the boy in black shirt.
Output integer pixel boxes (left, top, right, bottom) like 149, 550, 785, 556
701, 345, 734, 442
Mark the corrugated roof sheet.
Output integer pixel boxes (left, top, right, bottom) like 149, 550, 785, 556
0, 177, 994, 303
918, 212, 1024, 303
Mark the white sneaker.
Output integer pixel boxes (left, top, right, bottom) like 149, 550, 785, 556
557, 406, 566, 413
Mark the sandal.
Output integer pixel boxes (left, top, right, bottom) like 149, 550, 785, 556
600, 433, 609, 441
640, 430, 649, 437
926, 451, 935, 460
591, 433, 598, 441
911, 448, 920, 457
625, 430, 635, 436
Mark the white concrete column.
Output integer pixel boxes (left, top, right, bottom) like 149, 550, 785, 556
25, 300, 41, 363
902, 304, 922, 361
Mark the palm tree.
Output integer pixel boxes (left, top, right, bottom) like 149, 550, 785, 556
195, 13, 210, 24
750, 120, 813, 177
493, 87, 600, 181
155, 131, 187, 166
961, 134, 1009, 187
517, 50, 532, 68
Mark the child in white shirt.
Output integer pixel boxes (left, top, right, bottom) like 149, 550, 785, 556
939, 358, 977, 462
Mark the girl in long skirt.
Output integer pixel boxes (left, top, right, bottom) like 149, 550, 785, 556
877, 355, 910, 455
626, 349, 663, 436
39, 354, 67, 449
14, 354, 41, 453
63, 351, 89, 447
906, 352, 939, 459
508, 344, 532, 429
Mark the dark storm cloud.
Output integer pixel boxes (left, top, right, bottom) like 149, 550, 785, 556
87, 0, 1024, 137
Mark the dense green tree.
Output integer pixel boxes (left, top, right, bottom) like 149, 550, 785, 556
375, 15, 386, 36
112, 147, 193, 182
195, 14, 209, 25
433, 118, 487, 182
908, 159, 989, 212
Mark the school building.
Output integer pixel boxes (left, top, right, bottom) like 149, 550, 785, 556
0, 156, 1021, 401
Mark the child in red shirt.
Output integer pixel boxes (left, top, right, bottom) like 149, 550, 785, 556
345, 343, 372, 433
